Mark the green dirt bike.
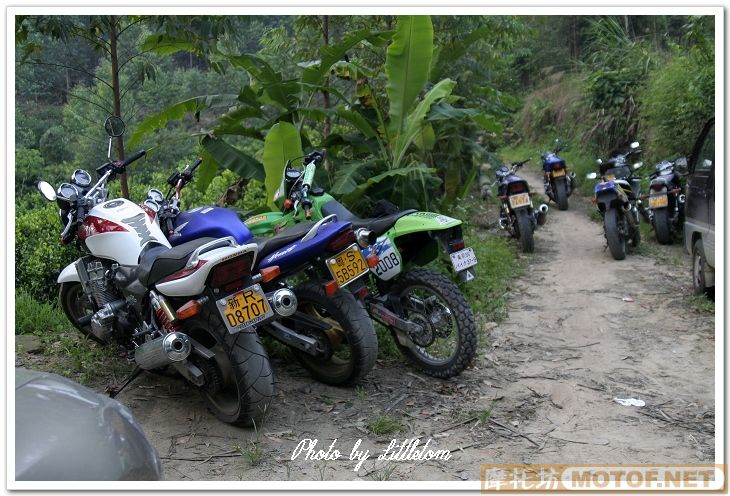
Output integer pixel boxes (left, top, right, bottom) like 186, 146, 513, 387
244, 151, 478, 378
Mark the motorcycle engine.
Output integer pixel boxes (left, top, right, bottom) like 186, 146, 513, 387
81, 259, 135, 343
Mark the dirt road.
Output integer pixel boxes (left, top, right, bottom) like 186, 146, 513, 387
120, 174, 715, 482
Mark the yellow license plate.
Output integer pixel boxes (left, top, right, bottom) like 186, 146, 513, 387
327, 244, 369, 287
509, 193, 531, 209
218, 284, 273, 333
605, 174, 616, 181
552, 169, 566, 177
649, 195, 668, 208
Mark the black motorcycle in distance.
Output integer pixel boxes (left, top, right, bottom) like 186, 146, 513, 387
643, 157, 688, 245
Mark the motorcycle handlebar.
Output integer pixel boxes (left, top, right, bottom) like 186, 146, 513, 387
119, 149, 146, 168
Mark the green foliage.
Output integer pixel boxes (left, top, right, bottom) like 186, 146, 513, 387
261, 122, 304, 208
15, 289, 67, 336
640, 44, 714, 161
39, 125, 71, 165
15, 201, 78, 301
367, 415, 405, 435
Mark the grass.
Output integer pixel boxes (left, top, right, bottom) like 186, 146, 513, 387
366, 415, 405, 435
368, 462, 398, 481
478, 403, 496, 424
15, 290, 129, 386
236, 441, 266, 466
354, 385, 367, 401
688, 294, 715, 314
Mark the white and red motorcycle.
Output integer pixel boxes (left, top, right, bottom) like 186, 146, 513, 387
36, 117, 282, 426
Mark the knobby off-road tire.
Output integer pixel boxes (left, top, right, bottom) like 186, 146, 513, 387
183, 308, 274, 426
604, 208, 627, 260
292, 281, 377, 386
389, 268, 477, 379
554, 178, 569, 211
516, 210, 535, 253
59, 282, 103, 344
653, 208, 672, 245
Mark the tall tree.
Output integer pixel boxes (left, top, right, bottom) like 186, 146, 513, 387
16, 15, 158, 198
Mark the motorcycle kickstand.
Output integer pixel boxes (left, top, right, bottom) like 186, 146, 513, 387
107, 365, 143, 399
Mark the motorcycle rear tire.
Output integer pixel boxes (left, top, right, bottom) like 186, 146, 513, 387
388, 268, 477, 378
59, 282, 103, 344
290, 281, 377, 386
604, 209, 627, 260
554, 178, 569, 211
516, 211, 535, 253
182, 308, 274, 426
653, 208, 672, 245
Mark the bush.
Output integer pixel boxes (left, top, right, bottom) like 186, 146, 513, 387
15, 289, 67, 336
15, 202, 77, 302
640, 46, 714, 162
39, 125, 72, 165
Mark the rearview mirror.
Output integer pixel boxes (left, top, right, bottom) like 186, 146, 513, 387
675, 156, 688, 173
104, 116, 126, 138
596, 159, 603, 165
37, 181, 56, 201
633, 162, 644, 170
586, 172, 598, 180
630, 141, 640, 149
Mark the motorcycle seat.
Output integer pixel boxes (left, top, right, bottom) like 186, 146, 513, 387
250, 221, 316, 262
136, 237, 216, 287
320, 199, 416, 236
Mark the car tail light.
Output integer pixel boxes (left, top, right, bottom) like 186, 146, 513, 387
161, 260, 207, 283
207, 252, 254, 290
78, 215, 128, 240
650, 183, 666, 192
326, 229, 356, 252
508, 183, 527, 194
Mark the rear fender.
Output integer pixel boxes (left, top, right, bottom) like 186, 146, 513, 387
155, 241, 258, 298
388, 213, 464, 267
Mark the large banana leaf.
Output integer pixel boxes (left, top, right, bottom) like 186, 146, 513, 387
200, 135, 264, 185
393, 78, 456, 168
128, 94, 238, 149
385, 16, 433, 144
261, 122, 303, 209
341, 164, 437, 205
330, 159, 376, 196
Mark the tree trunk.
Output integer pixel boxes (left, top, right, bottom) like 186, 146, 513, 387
322, 15, 333, 174
109, 16, 129, 199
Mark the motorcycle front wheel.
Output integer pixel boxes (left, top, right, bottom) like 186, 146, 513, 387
554, 178, 569, 210
516, 210, 535, 253
182, 308, 274, 426
388, 268, 477, 379
604, 208, 627, 260
289, 281, 377, 386
59, 282, 102, 343
653, 208, 672, 245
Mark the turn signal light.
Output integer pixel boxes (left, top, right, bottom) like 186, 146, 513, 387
366, 254, 379, 268
176, 299, 202, 320
259, 266, 281, 283
323, 280, 339, 296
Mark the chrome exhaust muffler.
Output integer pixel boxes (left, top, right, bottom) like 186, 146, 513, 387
268, 288, 297, 317
536, 204, 549, 226
678, 194, 686, 204
355, 228, 377, 248
498, 218, 508, 230
135, 332, 191, 370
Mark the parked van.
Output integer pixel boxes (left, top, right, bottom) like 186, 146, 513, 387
683, 118, 715, 296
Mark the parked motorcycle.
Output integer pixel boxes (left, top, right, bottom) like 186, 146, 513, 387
586, 142, 644, 260
643, 157, 687, 245
495, 158, 549, 253
153, 159, 379, 386
540, 139, 576, 211
244, 151, 478, 379
36, 117, 279, 426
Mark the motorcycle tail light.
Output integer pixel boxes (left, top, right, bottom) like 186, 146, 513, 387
650, 183, 666, 192
552, 163, 563, 170
207, 252, 254, 290
508, 183, 527, 194
326, 229, 356, 252
449, 239, 465, 252
161, 260, 207, 283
